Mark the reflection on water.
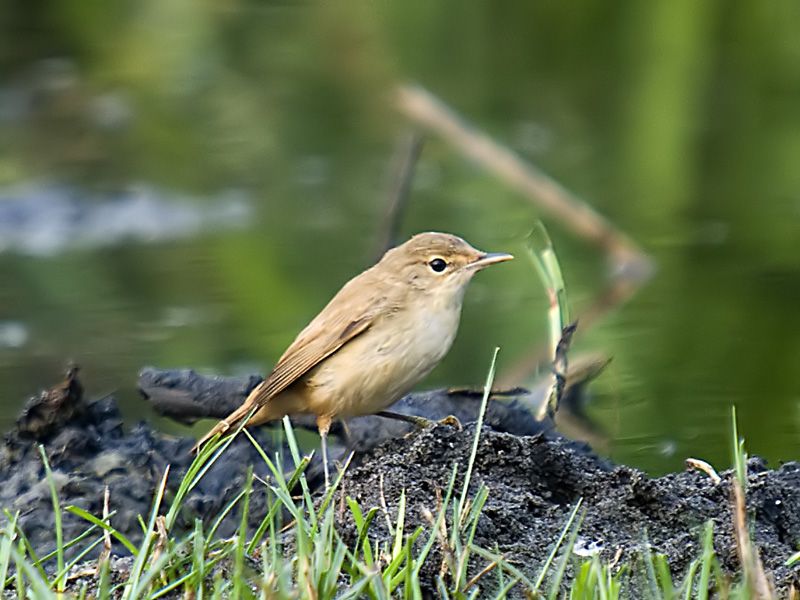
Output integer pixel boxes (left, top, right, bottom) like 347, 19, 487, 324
1, 1, 799, 475
0, 183, 251, 256
0, 321, 28, 349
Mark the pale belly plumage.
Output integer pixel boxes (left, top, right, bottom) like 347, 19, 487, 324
302, 301, 461, 418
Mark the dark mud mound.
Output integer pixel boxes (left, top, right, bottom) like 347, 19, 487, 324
1, 375, 189, 557
341, 425, 800, 592
0, 368, 554, 561
2, 368, 799, 594
0, 369, 296, 559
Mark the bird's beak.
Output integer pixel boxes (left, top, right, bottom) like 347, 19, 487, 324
468, 252, 514, 271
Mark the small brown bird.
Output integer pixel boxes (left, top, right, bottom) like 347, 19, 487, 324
195, 232, 513, 485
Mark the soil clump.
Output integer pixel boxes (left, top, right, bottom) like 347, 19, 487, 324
1, 368, 798, 595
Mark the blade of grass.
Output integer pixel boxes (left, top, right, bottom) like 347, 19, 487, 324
463, 485, 489, 543
165, 408, 257, 531
391, 489, 407, 562
10, 545, 55, 600
281, 416, 317, 529
457, 347, 499, 523
37, 445, 64, 592
65, 506, 138, 555
320, 529, 349, 597
654, 553, 675, 599
729, 407, 772, 599
15, 538, 24, 598
525, 223, 571, 420
121, 465, 170, 600
403, 534, 415, 599
469, 543, 535, 590
455, 485, 490, 593
731, 406, 747, 487
641, 536, 664, 600
533, 497, 583, 591
347, 498, 378, 567
4, 509, 47, 583
697, 520, 714, 600
52, 535, 105, 585
436, 575, 450, 599
127, 542, 182, 599
526, 223, 570, 352
315, 451, 354, 523
412, 462, 459, 582
247, 464, 307, 554
243, 427, 311, 553
191, 519, 206, 600
546, 504, 587, 599
680, 558, 699, 600
231, 468, 253, 600
494, 542, 505, 594
150, 568, 198, 600
493, 576, 521, 599
96, 553, 111, 600
387, 529, 423, 593
6, 516, 100, 583
0, 512, 18, 590
462, 556, 499, 594
205, 488, 247, 544
251, 437, 308, 526
640, 534, 657, 599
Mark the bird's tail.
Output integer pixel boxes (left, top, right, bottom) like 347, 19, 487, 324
191, 395, 261, 453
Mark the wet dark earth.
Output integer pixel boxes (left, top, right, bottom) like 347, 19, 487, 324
1, 368, 799, 596
341, 426, 800, 595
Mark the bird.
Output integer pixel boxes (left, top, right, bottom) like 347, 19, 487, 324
194, 232, 513, 486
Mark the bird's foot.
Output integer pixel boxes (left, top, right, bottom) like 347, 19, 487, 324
376, 411, 462, 431
437, 414, 462, 430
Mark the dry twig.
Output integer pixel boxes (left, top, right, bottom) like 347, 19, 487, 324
375, 132, 424, 259
685, 458, 722, 484
462, 558, 500, 592
95, 485, 112, 577
394, 84, 654, 386
731, 478, 774, 599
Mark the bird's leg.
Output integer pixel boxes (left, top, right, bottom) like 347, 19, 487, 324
376, 410, 462, 431
317, 414, 333, 490
437, 414, 463, 430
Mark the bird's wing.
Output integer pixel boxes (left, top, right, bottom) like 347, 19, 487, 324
193, 275, 382, 451
248, 312, 374, 405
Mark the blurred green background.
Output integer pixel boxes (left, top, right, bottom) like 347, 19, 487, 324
1, 1, 798, 474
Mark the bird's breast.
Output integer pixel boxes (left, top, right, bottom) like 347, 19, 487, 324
304, 301, 462, 417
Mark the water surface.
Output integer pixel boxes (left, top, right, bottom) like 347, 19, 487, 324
2, 2, 799, 474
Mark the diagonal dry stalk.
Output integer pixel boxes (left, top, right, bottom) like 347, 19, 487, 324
394, 84, 649, 268
731, 477, 774, 599
95, 486, 111, 577
730, 410, 774, 600
394, 83, 654, 387
374, 131, 425, 260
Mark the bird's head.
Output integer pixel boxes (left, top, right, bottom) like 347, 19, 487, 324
380, 232, 513, 304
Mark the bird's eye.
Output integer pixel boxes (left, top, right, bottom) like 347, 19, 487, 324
428, 258, 447, 273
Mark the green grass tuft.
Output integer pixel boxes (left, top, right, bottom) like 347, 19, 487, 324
0, 364, 788, 598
